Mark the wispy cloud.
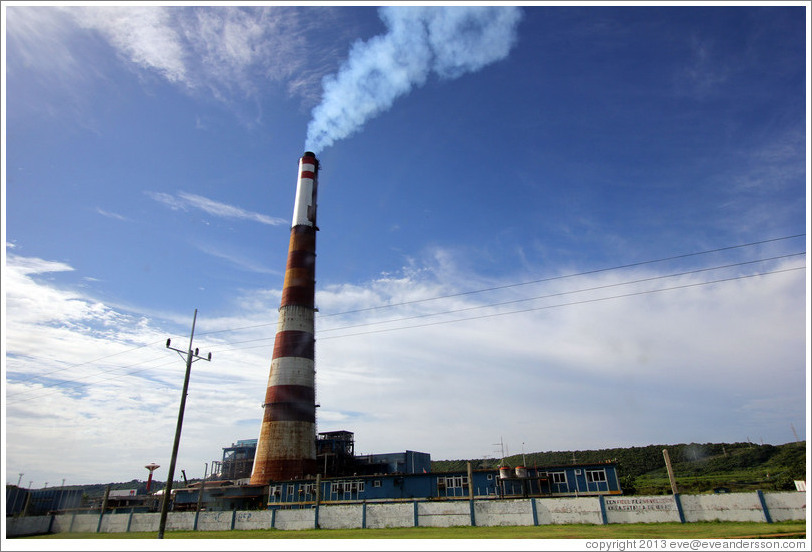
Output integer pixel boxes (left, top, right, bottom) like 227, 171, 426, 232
146, 190, 286, 226
191, 241, 280, 275
73, 7, 188, 85
4, 252, 271, 485
3, 246, 806, 485
675, 35, 731, 99
95, 207, 129, 221
8, 6, 352, 110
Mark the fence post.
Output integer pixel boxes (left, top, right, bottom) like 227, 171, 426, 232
362, 502, 367, 529
96, 485, 110, 533
413, 500, 419, 527
126, 510, 134, 533
756, 490, 773, 523
598, 495, 608, 525
531, 498, 539, 526
673, 493, 686, 523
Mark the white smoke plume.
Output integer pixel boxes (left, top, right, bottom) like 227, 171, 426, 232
305, 6, 523, 154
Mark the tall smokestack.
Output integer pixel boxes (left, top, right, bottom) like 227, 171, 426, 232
250, 152, 319, 485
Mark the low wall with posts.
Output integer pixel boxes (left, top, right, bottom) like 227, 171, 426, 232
5, 491, 805, 537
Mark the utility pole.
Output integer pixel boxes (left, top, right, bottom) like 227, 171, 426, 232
663, 449, 679, 495
196, 462, 208, 513
157, 309, 212, 540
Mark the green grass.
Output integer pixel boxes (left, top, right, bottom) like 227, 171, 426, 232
25, 520, 806, 539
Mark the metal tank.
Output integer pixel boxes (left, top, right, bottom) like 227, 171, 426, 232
250, 152, 320, 485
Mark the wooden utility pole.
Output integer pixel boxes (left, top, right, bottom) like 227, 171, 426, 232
662, 449, 679, 495
157, 309, 212, 539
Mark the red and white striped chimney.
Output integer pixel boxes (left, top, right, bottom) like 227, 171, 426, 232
250, 152, 319, 485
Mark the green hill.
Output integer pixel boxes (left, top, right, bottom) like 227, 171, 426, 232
431, 441, 807, 495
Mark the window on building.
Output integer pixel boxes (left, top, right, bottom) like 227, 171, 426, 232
438, 475, 469, 489
331, 480, 365, 494
586, 470, 607, 483
373, 480, 382, 488
287, 485, 295, 497
551, 472, 567, 484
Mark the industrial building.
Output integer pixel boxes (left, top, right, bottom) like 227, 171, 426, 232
5, 486, 83, 517
211, 439, 257, 483
171, 151, 623, 512
170, 430, 620, 511
265, 462, 622, 508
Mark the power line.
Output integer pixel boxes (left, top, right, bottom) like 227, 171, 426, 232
208, 259, 804, 351
6, 339, 167, 386
318, 265, 805, 341
5, 358, 180, 405
316, 233, 807, 318
6, 237, 806, 399
7, 264, 805, 402
190, 233, 805, 336
317, 252, 804, 334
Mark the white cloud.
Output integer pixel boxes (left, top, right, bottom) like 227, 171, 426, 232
177, 192, 286, 226
72, 7, 188, 85
9, 6, 352, 108
5, 6, 355, 125
2, 248, 806, 486
3, 253, 272, 485
95, 207, 128, 221
146, 190, 286, 226
191, 241, 280, 275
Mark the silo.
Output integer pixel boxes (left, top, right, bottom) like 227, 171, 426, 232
250, 152, 319, 485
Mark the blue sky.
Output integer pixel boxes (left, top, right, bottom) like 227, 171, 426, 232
2, 3, 809, 488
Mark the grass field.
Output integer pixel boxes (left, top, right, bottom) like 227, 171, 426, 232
25, 520, 806, 539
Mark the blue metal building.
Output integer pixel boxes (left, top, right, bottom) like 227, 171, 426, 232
266, 462, 621, 508
5, 486, 84, 516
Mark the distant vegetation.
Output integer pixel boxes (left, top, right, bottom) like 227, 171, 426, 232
431, 441, 807, 495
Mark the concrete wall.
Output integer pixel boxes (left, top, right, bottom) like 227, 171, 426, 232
538, 496, 603, 525
197, 510, 233, 531
365, 502, 413, 529
6, 491, 805, 537
475, 498, 533, 527
129, 513, 159, 532
4, 515, 52, 537
65, 513, 99, 533
233, 510, 272, 531
762, 491, 806, 522
417, 501, 470, 527
273, 508, 314, 531
318, 504, 362, 529
681, 493, 765, 522
604, 496, 682, 524
99, 512, 130, 533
